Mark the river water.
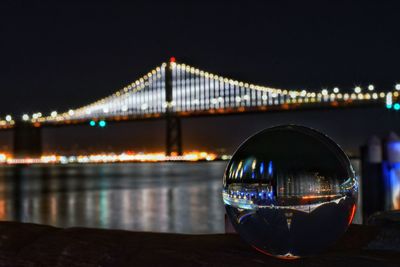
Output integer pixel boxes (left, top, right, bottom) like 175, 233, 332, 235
0, 162, 227, 234
0, 160, 362, 234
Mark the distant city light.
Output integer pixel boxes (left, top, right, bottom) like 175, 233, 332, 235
51, 111, 57, 117
22, 114, 29, 121
5, 115, 11, 122
68, 109, 74, 116
354, 86, 362, 93
394, 103, 400, 110
368, 85, 374, 91
89, 120, 96, 127
396, 84, 400, 90
386, 104, 393, 109
321, 89, 328, 96
99, 120, 106, 127
333, 87, 339, 93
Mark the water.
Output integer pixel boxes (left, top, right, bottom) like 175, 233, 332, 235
0, 162, 226, 234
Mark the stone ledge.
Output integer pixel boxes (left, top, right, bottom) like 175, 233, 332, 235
0, 222, 398, 266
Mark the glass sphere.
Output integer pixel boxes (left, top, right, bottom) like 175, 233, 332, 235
223, 125, 358, 259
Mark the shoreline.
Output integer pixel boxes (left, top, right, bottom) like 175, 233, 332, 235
0, 159, 228, 166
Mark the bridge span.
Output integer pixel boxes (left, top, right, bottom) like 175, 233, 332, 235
1, 58, 398, 157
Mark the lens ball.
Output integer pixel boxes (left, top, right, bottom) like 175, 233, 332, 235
223, 125, 358, 259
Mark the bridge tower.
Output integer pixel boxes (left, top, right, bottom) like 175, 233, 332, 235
165, 59, 183, 156
13, 121, 42, 158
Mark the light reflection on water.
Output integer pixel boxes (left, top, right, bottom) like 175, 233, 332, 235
0, 162, 226, 234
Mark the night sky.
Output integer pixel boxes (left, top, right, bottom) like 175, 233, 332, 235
0, 1, 399, 154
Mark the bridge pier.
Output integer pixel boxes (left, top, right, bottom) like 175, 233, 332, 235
13, 122, 42, 158
165, 59, 183, 156
166, 115, 182, 156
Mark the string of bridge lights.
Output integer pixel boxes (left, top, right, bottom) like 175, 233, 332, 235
0, 59, 399, 128
35, 64, 166, 124
172, 61, 400, 106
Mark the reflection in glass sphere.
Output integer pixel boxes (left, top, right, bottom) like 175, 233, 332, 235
223, 125, 358, 259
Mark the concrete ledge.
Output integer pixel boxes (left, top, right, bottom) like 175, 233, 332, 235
0, 222, 398, 266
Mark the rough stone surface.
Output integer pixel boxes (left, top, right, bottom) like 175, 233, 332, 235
367, 210, 400, 227
0, 222, 398, 266
367, 211, 400, 252
366, 227, 400, 252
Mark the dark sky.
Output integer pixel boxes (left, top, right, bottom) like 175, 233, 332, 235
0, 1, 399, 154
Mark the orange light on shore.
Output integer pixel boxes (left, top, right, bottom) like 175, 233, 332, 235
1, 151, 218, 165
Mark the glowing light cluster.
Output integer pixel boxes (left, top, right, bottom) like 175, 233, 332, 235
0, 115, 15, 129
2, 151, 217, 165
385, 92, 400, 110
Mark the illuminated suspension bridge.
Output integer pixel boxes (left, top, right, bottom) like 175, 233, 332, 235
1, 57, 399, 157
